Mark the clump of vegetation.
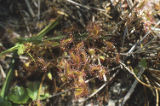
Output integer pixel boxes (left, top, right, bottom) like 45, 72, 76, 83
0, 0, 159, 105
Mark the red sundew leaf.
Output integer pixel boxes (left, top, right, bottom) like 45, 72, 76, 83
75, 42, 84, 51
78, 76, 85, 86
116, 53, 120, 64
70, 51, 80, 65
98, 68, 107, 80
70, 51, 76, 62
80, 50, 88, 63
64, 62, 80, 80
74, 75, 88, 98
104, 41, 114, 50
37, 57, 51, 71
60, 37, 73, 49
67, 70, 75, 80
76, 70, 86, 78
86, 22, 101, 38
59, 73, 67, 82
90, 65, 108, 80
71, 70, 80, 78
57, 59, 66, 70
66, 62, 71, 74
74, 86, 88, 98
90, 65, 101, 74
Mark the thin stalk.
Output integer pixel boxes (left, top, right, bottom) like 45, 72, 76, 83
0, 52, 18, 98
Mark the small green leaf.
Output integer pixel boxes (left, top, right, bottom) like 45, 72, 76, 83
39, 92, 51, 100
17, 44, 26, 55
8, 86, 29, 104
26, 81, 51, 101
26, 81, 40, 101
38, 84, 51, 100
0, 52, 17, 98
0, 43, 26, 57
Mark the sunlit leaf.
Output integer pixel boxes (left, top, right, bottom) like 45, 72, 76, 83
26, 81, 51, 101
39, 92, 51, 100
60, 38, 73, 47
75, 42, 84, 50
74, 86, 88, 98
0, 44, 19, 57
17, 44, 26, 55
80, 50, 88, 63
8, 86, 29, 104
38, 84, 51, 100
70, 52, 80, 64
86, 22, 101, 38
90, 65, 101, 73
26, 81, 40, 101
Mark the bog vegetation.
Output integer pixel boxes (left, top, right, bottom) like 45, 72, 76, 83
0, 0, 159, 105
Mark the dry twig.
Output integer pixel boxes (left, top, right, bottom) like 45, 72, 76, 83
37, 0, 41, 20
24, 0, 35, 17
66, 0, 106, 12
120, 61, 160, 90
0, 64, 6, 78
126, 21, 160, 56
121, 65, 145, 105
155, 89, 159, 106
126, 0, 134, 9
79, 82, 108, 103
79, 69, 120, 103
